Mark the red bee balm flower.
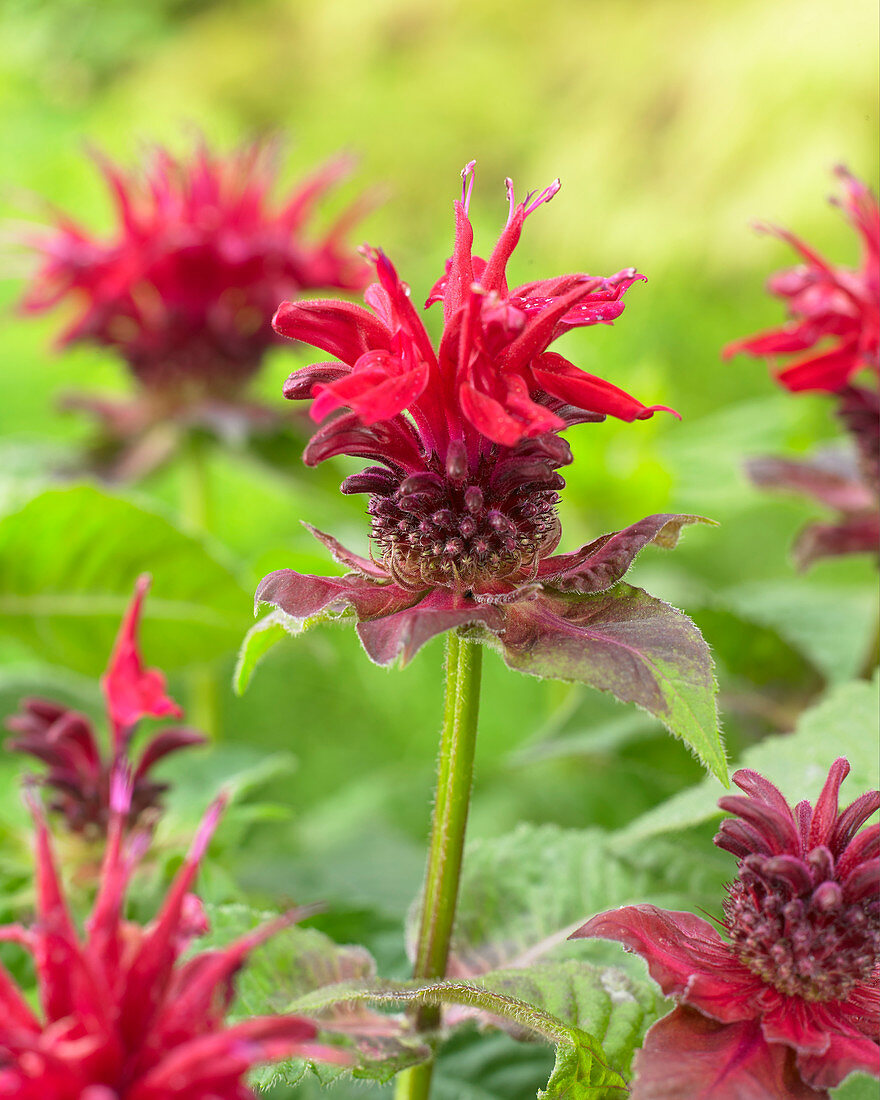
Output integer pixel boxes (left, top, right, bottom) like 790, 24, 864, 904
724, 168, 879, 393
19, 140, 369, 476
575, 759, 880, 1099
258, 166, 719, 751
5, 576, 205, 835
0, 781, 347, 1099
725, 170, 880, 568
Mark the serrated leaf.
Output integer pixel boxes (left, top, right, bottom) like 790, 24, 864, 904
298, 977, 629, 1098
448, 823, 730, 982
491, 584, 726, 782
616, 675, 880, 846
197, 904, 428, 1088
470, 960, 665, 1078
0, 486, 252, 674
539, 1034, 628, 1099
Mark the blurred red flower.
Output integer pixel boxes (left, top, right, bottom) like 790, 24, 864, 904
5, 576, 204, 835
724, 167, 879, 393
576, 758, 880, 1099
0, 780, 347, 1099
19, 139, 370, 477
725, 169, 880, 569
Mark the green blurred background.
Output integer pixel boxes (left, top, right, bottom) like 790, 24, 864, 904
0, 1, 877, 1095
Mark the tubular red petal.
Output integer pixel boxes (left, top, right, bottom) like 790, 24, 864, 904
776, 341, 862, 392
717, 796, 801, 855
272, 299, 393, 364
808, 758, 851, 848
531, 352, 678, 422
101, 575, 182, 739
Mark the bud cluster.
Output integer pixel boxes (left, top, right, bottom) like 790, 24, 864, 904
724, 848, 880, 1001
344, 437, 572, 593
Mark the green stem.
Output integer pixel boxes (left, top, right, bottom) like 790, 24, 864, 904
395, 632, 483, 1100
180, 431, 212, 533
180, 431, 220, 738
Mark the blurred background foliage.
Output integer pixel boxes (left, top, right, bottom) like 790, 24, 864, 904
0, 0, 877, 1096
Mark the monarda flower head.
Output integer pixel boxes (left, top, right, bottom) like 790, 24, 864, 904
575, 758, 879, 1099
18, 139, 370, 478
5, 575, 205, 835
725, 169, 880, 569
0, 778, 347, 1099
724, 167, 879, 394
257, 165, 719, 750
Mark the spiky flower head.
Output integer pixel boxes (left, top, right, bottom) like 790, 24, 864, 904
0, 779, 347, 1098
256, 166, 716, 736
725, 169, 880, 569
18, 139, 370, 477
575, 758, 879, 1098
724, 167, 878, 394
5, 576, 204, 835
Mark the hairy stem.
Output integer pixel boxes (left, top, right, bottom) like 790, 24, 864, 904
395, 631, 483, 1100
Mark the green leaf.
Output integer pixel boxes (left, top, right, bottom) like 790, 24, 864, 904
450, 823, 729, 980
616, 675, 880, 845
539, 1035, 628, 1099
197, 904, 429, 1088
832, 1073, 880, 1100
234, 604, 351, 694
234, 610, 298, 695
490, 584, 727, 783
721, 580, 877, 684
0, 486, 252, 674
474, 960, 665, 1081
295, 978, 629, 1098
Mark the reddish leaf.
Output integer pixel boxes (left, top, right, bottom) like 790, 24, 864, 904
538, 514, 710, 592
630, 1008, 825, 1100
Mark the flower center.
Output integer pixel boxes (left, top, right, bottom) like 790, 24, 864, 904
724, 852, 880, 1002
366, 449, 566, 593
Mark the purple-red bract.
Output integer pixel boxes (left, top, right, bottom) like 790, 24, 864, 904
574, 758, 880, 1099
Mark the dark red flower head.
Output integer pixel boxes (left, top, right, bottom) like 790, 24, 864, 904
20, 139, 369, 400
256, 167, 716, 750
269, 165, 675, 603
0, 779, 347, 1099
5, 576, 204, 835
724, 167, 879, 394
575, 758, 880, 1098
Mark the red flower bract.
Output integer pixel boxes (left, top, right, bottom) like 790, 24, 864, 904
724, 167, 879, 394
575, 758, 880, 1099
0, 780, 347, 1099
5, 576, 205, 835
